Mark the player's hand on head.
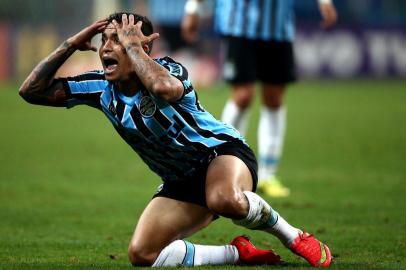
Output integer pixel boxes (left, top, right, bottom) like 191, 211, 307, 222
67, 19, 108, 51
113, 14, 159, 49
319, 3, 338, 29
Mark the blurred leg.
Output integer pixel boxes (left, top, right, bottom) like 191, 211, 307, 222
221, 83, 255, 136
262, 84, 285, 109
257, 84, 290, 197
221, 36, 256, 137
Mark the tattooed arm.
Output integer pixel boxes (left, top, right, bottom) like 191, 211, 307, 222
19, 20, 108, 106
113, 14, 184, 102
19, 42, 76, 106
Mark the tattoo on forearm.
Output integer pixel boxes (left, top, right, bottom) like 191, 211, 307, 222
21, 41, 76, 101
125, 46, 178, 94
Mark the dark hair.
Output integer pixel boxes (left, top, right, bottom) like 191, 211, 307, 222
107, 12, 154, 54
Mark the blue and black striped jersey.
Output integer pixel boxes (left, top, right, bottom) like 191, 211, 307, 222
63, 56, 245, 182
214, 0, 295, 42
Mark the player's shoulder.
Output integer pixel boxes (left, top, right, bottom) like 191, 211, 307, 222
154, 56, 176, 64
154, 56, 186, 69
154, 56, 189, 80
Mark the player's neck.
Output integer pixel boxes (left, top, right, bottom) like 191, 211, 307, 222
115, 76, 142, 97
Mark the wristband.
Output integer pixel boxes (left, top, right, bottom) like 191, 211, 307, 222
185, 0, 203, 15
318, 0, 332, 4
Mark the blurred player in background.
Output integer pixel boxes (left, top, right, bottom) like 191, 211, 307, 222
19, 12, 331, 268
147, 0, 188, 53
182, 0, 337, 197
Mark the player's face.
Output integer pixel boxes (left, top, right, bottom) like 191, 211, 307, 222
99, 24, 133, 81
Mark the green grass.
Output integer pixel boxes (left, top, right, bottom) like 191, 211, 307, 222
1, 79, 405, 270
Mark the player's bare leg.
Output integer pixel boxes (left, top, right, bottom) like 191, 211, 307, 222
128, 197, 215, 266
205, 155, 331, 267
205, 155, 281, 265
129, 195, 282, 267
257, 84, 290, 197
205, 155, 254, 218
262, 84, 285, 108
221, 83, 255, 136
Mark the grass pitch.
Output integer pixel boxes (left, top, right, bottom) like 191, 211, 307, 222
0, 79, 405, 270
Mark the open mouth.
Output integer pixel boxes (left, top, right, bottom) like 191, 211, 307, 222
103, 57, 119, 74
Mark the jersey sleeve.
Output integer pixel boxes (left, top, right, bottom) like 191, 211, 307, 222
61, 70, 107, 109
154, 57, 194, 101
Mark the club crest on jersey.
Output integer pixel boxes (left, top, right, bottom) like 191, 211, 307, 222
139, 96, 156, 118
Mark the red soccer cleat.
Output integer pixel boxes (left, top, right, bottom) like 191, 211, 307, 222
230, 235, 282, 265
290, 232, 332, 267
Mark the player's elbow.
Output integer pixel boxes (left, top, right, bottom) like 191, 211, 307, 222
18, 85, 46, 105
18, 85, 35, 104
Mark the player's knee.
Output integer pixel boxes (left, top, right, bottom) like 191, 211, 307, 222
206, 189, 248, 219
265, 99, 283, 109
263, 91, 284, 108
235, 92, 254, 109
262, 85, 285, 109
128, 244, 158, 267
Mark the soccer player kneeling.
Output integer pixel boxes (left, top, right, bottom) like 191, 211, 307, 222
19, 12, 331, 268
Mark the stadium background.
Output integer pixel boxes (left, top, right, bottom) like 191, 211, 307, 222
0, 0, 406, 83
0, 1, 405, 269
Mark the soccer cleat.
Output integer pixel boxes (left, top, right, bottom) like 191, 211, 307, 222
231, 235, 282, 265
257, 176, 290, 197
290, 232, 332, 267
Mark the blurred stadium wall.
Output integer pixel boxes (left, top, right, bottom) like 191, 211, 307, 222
0, 0, 405, 84
295, 0, 406, 78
